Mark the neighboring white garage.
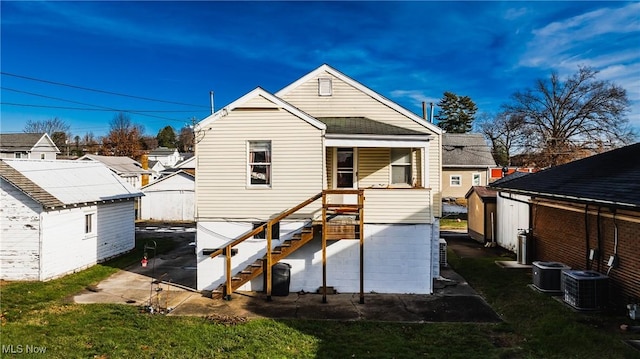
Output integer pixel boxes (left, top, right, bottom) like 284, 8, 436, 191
140, 170, 194, 222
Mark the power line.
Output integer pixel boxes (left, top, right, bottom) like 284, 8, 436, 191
1, 71, 209, 109
1, 102, 199, 113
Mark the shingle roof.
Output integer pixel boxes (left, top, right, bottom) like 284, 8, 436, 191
490, 143, 640, 208
78, 154, 151, 176
0, 133, 49, 152
317, 117, 426, 136
443, 133, 496, 167
490, 171, 529, 186
0, 159, 143, 209
465, 186, 497, 200
148, 147, 178, 156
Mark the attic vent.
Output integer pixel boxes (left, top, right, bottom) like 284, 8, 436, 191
318, 78, 332, 96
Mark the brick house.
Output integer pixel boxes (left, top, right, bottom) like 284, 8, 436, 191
491, 143, 640, 310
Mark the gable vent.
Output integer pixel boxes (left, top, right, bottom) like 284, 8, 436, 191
318, 78, 332, 96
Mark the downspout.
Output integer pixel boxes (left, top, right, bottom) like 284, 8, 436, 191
597, 207, 602, 272
584, 205, 591, 269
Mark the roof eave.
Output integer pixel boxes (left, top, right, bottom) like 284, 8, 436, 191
494, 187, 639, 210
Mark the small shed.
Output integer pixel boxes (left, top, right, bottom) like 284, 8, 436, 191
0, 159, 142, 281
140, 170, 194, 222
465, 186, 497, 243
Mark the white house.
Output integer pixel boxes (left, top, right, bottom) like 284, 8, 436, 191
0, 133, 60, 160
77, 154, 151, 189
195, 64, 443, 299
148, 147, 183, 168
0, 159, 142, 281
140, 170, 195, 222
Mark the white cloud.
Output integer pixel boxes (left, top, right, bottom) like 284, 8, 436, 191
504, 7, 528, 21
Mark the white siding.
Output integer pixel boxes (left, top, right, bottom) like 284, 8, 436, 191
0, 180, 41, 280
364, 189, 432, 224
358, 148, 390, 186
197, 222, 434, 294
196, 95, 325, 221
141, 190, 194, 221
141, 174, 195, 221
39, 201, 135, 280
496, 193, 530, 252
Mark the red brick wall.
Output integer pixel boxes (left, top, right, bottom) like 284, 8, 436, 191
532, 201, 640, 310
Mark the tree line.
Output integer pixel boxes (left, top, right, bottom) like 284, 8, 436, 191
23, 113, 195, 160
434, 66, 635, 168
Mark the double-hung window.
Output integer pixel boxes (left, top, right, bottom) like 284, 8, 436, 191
84, 213, 95, 236
450, 175, 462, 187
472, 173, 481, 186
249, 141, 271, 186
391, 148, 412, 185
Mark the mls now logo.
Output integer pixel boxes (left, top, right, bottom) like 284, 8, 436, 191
2, 344, 47, 354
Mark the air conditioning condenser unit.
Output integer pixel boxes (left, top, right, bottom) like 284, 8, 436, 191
532, 261, 570, 293
561, 270, 608, 311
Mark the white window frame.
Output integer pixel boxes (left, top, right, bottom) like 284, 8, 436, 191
247, 140, 272, 188
450, 175, 462, 187
472, 173, 481, 186
318, 78, 332, 96
15, 153, 22, 159
390, 148, 413, 187
40, 153, 46, 160
84, 212, 96, 237
333, 147, 357, 189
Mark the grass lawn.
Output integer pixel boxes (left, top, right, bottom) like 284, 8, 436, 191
440, 218, 467, 230
2, 237, 639, 358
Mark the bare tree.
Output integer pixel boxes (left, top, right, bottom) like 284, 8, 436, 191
101, 113, 144, 159
23, 117, 70, 135
478, 112, 529, 166
178, 125, 194, 153
504, 66, 635, 167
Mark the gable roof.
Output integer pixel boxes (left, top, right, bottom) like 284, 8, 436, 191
276, 64, 442, 135
174, 156, 195, 169
465, 185, 497, 200
490, 143, 640, 209
1, 159, 142, 209
141, 170, 194, 190
197, 87, 327, 131
0, 133, 60, 153
443, 133, 496, 167
77, 154, 151, 176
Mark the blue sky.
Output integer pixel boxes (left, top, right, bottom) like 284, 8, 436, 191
1, 1, 639, 138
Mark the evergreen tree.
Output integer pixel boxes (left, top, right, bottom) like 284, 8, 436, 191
435, 91, 477, 133
156, 126, 177, 148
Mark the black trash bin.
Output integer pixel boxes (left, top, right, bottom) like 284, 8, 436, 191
272, 262, 291, 296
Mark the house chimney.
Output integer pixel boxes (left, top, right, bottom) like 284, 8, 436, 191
429, 102, 434, 123
210, 91, 215, 114
422, 101, 427, 120
141, 153, 149, 186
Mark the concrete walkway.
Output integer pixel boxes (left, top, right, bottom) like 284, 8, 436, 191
73, 228, 503, 322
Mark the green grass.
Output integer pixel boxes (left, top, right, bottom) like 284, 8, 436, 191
2, 237, 639, 358
440, 218, 468, 230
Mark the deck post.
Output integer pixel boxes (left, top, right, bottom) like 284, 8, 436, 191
225, 244, 232, 300
266, 223, 272, 301
359, 190, 365, 304
322, 191, 328, 303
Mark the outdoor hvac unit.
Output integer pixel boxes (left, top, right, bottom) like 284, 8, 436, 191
439, 238, 447, 267
532, 261, 571, 293
561, 270, 608, 311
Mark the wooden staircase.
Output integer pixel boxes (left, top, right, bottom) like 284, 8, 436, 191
210, 224, 316, 300
207, 189, 365, 302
